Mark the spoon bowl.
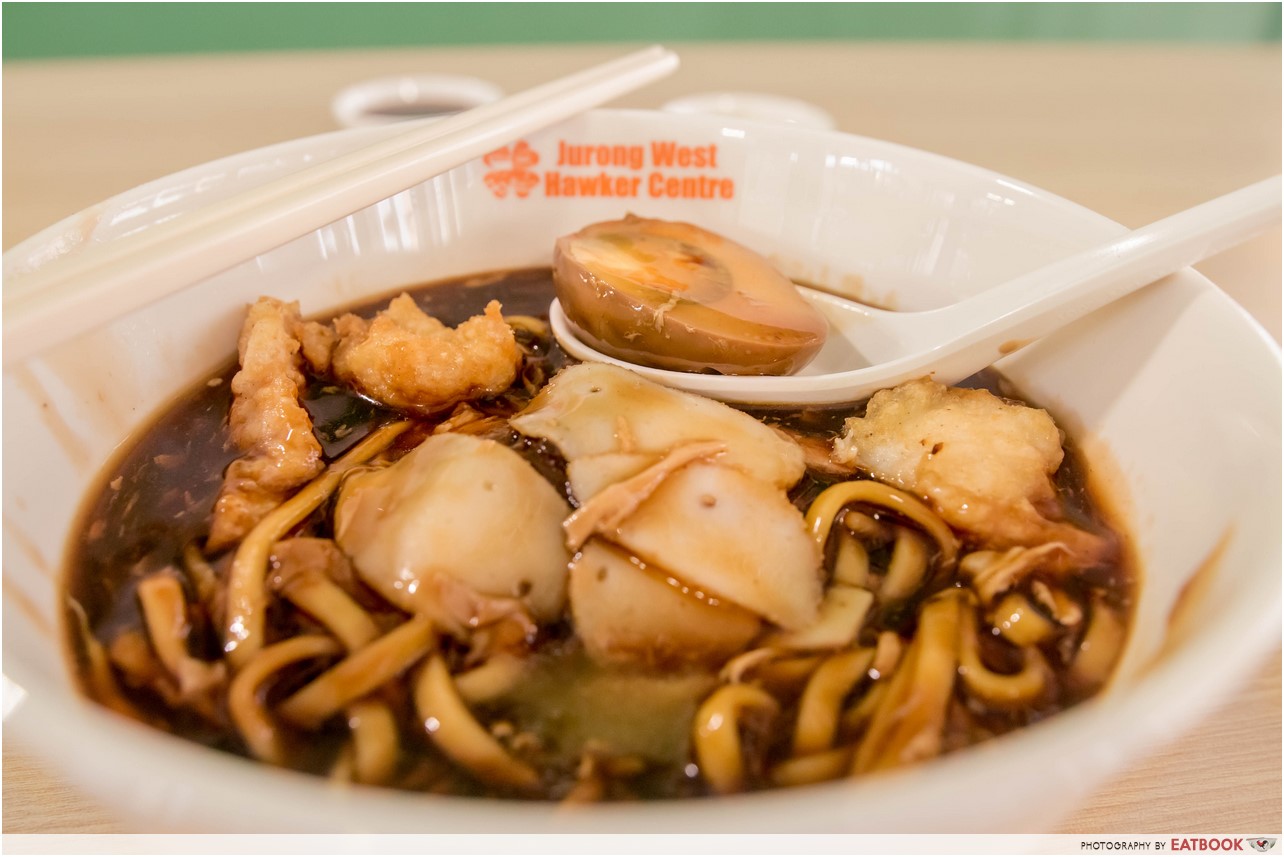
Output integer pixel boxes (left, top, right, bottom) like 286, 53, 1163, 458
553, 176, 1281, 405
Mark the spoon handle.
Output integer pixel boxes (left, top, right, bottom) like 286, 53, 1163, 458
927, 175, 1281, 351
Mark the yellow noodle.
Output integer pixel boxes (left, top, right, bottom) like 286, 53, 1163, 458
990, 591, 1058, 647
413, 654, 541, 791
277, 616, 436, 729
273, 570, 379, 652
770, 746, 853, 788
721, 648, 823, 688
329, 741, 355, 783
108, 630, 168, 686
692, 684, 779, 795
453, 414, 510, 438
453, 654, 529, 705
871, 631, 903, 679
107, 630, 202, 718
880, 527, 932, 603
560, 765, 605, 805
107, 629, 221, 727
1031, 580, 1084, 628
68, 598, 143, 720
958, 595, 1050, 706
793, 648, 875, 756
839, 681, 889, 736
805, 480, 958, 569
852, 589, 961, 774
347, 699, 400, 786
431, 404, 501, 437
601, 754, 648, 779
753, 654, 825, 696
556, 747, 646, 805
719, 647, 780, 684
720, 648, 825, 697
831, 531, 871, 588
520, 365, 548, 399
759, 585, 874, 652
560, 748, 610, 805
841, 510, 894, 545
228, 635, 342, 764
1069, 593, 1127, 690
181, 542, 220, 613
223, 420, 409, 669
136, 573, 226, 701
959, 543, 1068, 606
504, 314, 550, 339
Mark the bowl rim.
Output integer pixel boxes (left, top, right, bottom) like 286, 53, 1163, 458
5, 107, 1125, 276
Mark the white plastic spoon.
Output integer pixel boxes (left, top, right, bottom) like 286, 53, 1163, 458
551, 175, 1281, 405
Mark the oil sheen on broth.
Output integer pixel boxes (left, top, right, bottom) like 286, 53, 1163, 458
65, 267, 1133, 802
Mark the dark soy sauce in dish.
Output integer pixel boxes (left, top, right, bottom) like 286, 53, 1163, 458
64, 267, 1133, 801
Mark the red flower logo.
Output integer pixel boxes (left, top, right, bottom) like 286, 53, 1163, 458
483, 141, 540, 198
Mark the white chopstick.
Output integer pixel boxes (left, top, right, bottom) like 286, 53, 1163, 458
3, 45, 680, 364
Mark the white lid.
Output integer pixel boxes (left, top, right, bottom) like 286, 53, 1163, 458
331, 74, 504, 128
662, 91, 836, 130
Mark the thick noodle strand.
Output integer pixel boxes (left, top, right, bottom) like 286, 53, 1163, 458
770, 746, 853, 788
1069, 592, 1127, 690
880, 527, 932, 603
959, 543, 1068, 606
68, 598, 144, 721
990, 592, 1059, 647
852, 589, 961, 774
228, 635, 342, 764
841, 510, 894, 545
692, 684, 779, 795
277, 616, 436, 729
412, 654, 541, 791
759, 584, 873, 652
832, 531, 871, 588
347, 699, 400, 786
453, 654, 529, 704
273, 570, 380, 652
223, 420, 409, 669
957, 594, 1051, 706
754, 655, 825, 696
792, 647, 874, 756
839, 680, 889, 736
805, 480, 958, 570
180, 542, 220, 616
136, 573, 226, 703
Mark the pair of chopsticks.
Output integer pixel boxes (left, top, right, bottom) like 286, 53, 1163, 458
2, 46, 680, 365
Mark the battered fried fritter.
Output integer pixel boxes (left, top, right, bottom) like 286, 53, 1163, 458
330, 294, 520, 414
207, 298, 323, 552
832, 378, 1110, 565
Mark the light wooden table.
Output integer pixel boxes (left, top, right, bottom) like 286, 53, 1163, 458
3, 43, 1280, 835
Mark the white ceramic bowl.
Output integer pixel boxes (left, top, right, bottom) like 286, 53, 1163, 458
3, 109, 1279, 833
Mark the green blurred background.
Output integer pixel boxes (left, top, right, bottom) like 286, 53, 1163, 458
3, 2, 1280, 61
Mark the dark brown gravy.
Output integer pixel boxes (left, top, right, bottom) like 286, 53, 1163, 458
63, 267, 1134, 801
